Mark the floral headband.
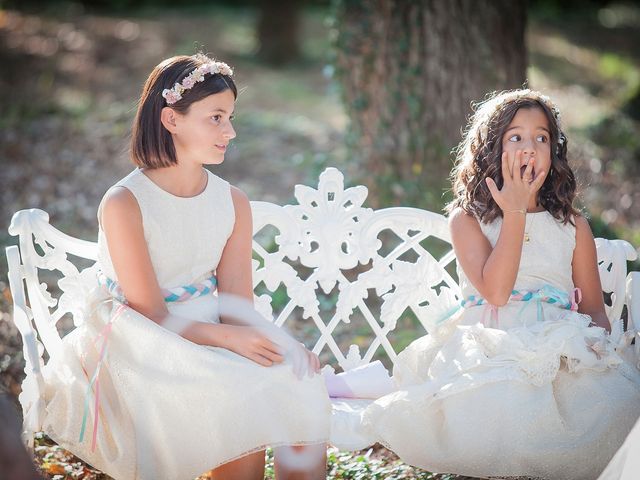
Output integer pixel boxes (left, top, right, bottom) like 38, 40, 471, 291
474, 89, 565, 146
162, 61, 233, 105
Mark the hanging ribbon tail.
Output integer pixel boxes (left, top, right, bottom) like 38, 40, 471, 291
536, 299, 543, 323
481, 304, 499, 327
92, 378, 101, 452
518, 301, 530, 325
435, 303, 462, 326
570, 287, 582, 311
491, 305, 499, 327
79, 303, 126, 452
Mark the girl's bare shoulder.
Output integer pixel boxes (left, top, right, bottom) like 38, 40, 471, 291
573, 213, 596, 246
99, 186, 141, 227
228, 184, 252, 226
103, 185, 137, 206
448, 207, 481, 232
229, 184, 249, 205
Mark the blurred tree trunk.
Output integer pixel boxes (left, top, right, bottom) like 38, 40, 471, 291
256, 0, 302, 65
332, 0, 527, 207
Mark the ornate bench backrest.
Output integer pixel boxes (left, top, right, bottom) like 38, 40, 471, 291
251, 168, 460, 371
4, 169, 456, 374
595, 237, 639, 323
8, 209, 99, 361
5, 167, 638, 379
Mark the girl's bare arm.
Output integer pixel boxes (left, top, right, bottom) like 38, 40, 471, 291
450, 151, 546, 305
572, 215, 610, 331
215, 186, 255, 304
450, 207, 525, 306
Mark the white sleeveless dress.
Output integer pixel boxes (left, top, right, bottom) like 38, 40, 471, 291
598, 415, 640, 480
362, 212, 640, 480
40, 169, 331, 480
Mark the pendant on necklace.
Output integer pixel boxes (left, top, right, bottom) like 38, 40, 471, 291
524, 233, 530, 243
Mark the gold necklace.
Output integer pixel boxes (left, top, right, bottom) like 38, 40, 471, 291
524, 212, 537, 243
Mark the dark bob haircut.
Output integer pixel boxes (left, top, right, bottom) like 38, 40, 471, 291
130, 53, 238, 169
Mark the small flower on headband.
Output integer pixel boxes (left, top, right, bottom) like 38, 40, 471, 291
182, 76, 196, 89
162, 61, 233, 105
163, 89, 182, 104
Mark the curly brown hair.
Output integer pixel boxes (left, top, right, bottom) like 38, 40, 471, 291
446, 89, 579, 225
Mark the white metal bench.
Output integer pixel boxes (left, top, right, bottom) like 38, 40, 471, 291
5, 167, 640, 452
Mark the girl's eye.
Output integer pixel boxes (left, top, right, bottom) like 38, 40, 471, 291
508, 134, 521, 142
212, 114, 234, 122
536, 134, 548, 143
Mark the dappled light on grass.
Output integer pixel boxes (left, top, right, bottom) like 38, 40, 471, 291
32, 433, 466, 480
34, 433, 109, 479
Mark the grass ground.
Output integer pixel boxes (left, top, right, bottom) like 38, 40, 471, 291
33, 433, 454, 479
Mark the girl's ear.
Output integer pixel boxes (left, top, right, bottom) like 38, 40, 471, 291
160, 107, 179, 134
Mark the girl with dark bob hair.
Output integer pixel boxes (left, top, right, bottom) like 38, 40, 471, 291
363, 89, 640, 479
39, 53, 330, 480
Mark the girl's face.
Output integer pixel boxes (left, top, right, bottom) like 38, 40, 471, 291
173, 89, 236, 166
501, 106, 551, 187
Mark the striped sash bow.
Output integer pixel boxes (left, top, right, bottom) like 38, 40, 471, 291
437, 284, 582, 326
97, 271, 217, 304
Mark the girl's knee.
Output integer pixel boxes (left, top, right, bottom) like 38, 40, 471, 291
274, 444, 327, 479
210, 450, 265, 480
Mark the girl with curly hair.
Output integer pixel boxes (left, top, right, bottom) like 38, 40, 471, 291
363, 89, 640, 480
